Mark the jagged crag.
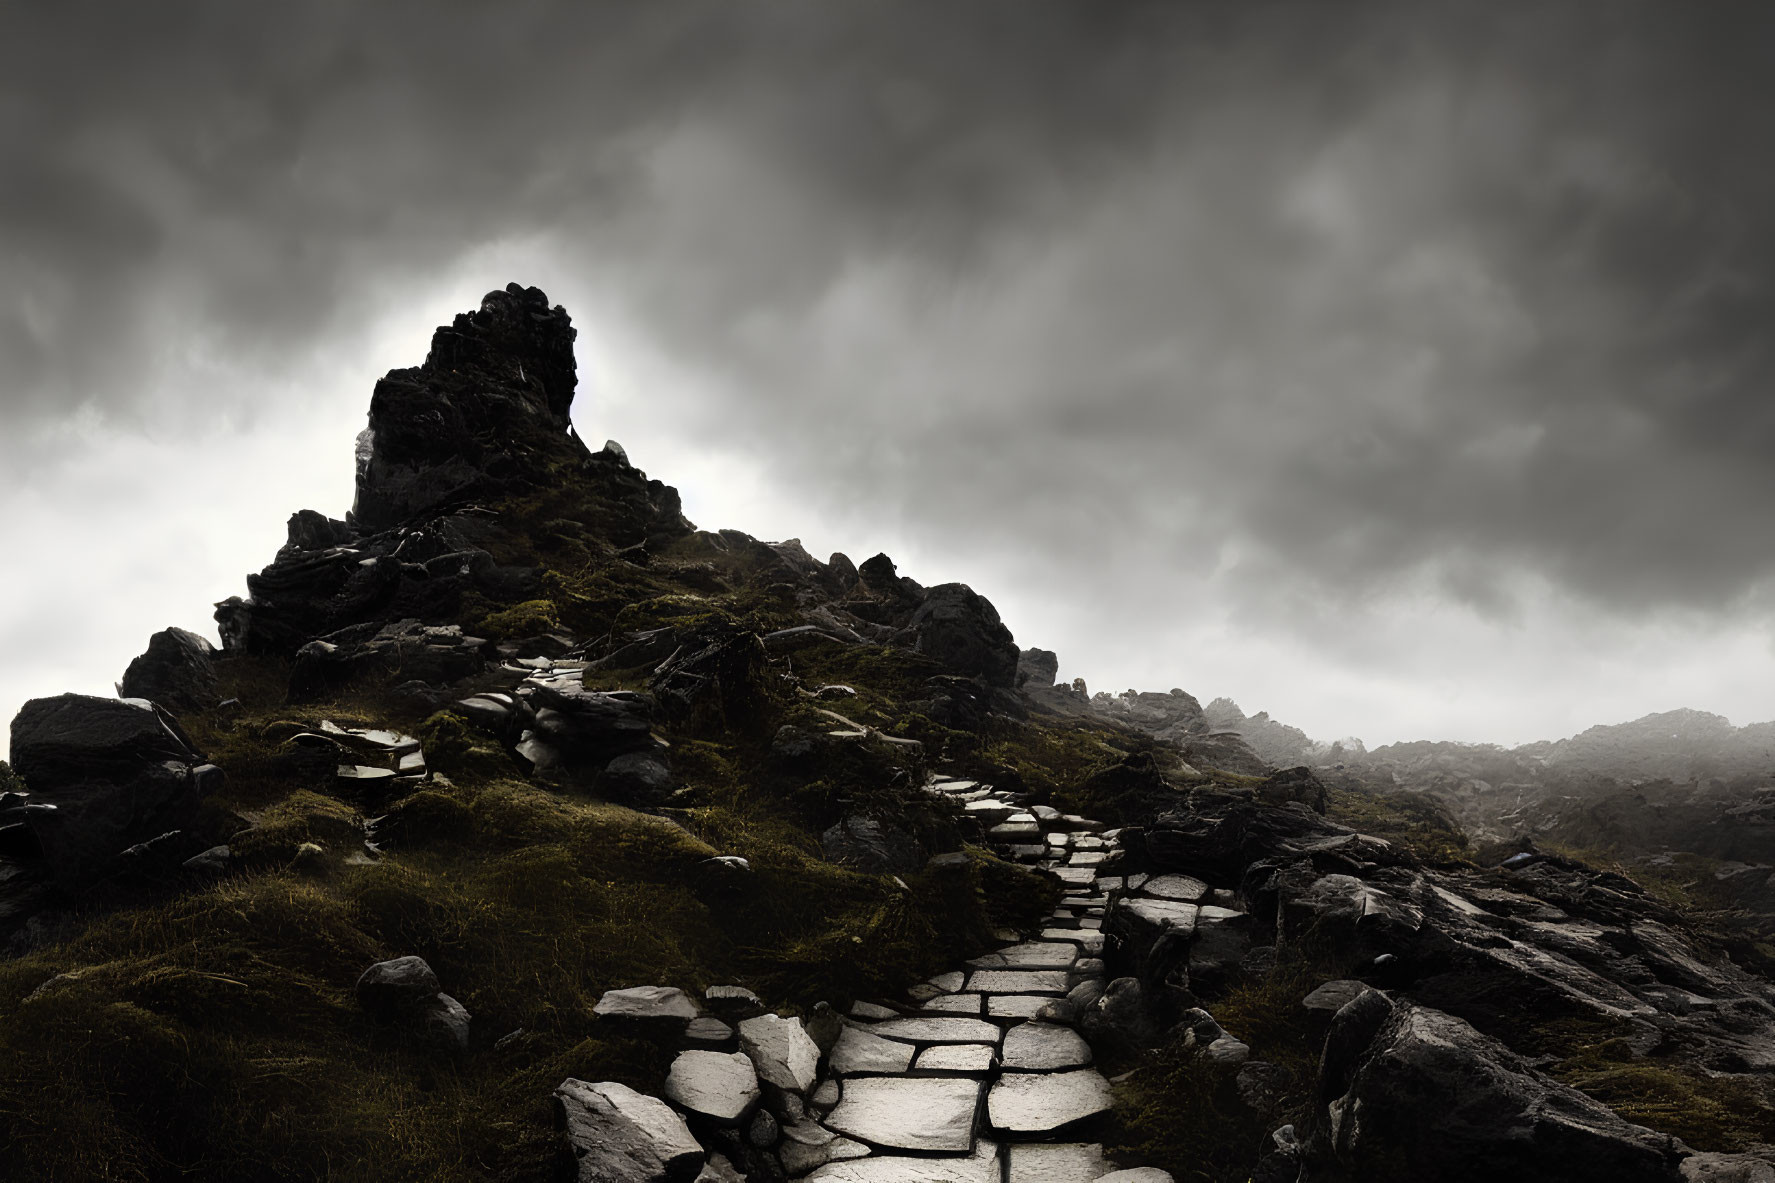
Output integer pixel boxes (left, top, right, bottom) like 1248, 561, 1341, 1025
1, 285, 1771, 1182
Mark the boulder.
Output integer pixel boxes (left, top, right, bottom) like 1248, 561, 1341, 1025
903, 584, 1019, 688
738, 1013, 820, 1092
664, 1050, 761, 1124
594, 985, 700, 1033
355, 955, 443, 1020
119, 627, 218, 712
820, 816, 922, 876
1301, 992, 1685, 1182
553, 1077, 705, 1182
5, 694, 216, 887
1016, 647, 1059, 689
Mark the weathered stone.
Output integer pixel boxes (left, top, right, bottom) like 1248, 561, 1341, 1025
829, 1024, 916, 1075
1095, 1169, 1178, 1183
705, 984, 767, 1020
1007, 1143, 1104, 1182
738, 1013, 820, 1091
417, 992, 472, 1053
746, 1107, 778, 1148
822, 816, 923, 875
594, 985, 699, 1029
1141, 874, 1209, 902
966, 969, 1069, 995
356, 955, 442, 1020
915, 1043, 997, 1073
866, 1016, 1003, 1044
6, 694, 210, 887
684, 1016, 736, 1048
987, 1068, 1114, 1132
1001, 1022, 1093, 1071
822, 1075, 983, 1153
119, 627, 218, 711
553, 1077, 704, 1182
664, 1050, 761, 1123
805, 1141, 1000, 1181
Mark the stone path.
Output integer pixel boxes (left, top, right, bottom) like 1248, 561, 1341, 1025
781, 774, 1156, 1183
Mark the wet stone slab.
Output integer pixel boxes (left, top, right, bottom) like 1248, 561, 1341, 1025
915, 1043, 998, 1074
969, 941, 1077, 969
925, 993, 984, 1014
804, 1141, 1001, 1182
865, 1016, 1004, 1044
987, 1068, 1114, 1133
1141, 874, 1209, 902
986, 994, 1050, 1019
829, 1024, 917, 1075
1007, 1142, 1106, 1183
966, 969, 1069, 995
1001, 1022, 1093, 1071
821, 1075, 984, 1153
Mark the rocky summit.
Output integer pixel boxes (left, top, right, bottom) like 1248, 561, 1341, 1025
3, 285, 1774, 1183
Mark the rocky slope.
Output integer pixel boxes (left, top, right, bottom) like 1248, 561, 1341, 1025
2, 285, 1773, 1182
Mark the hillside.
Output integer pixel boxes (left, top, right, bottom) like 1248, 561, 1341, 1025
2, 286, 1773, 1183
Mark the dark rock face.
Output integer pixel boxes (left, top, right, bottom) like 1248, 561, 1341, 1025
1302, 992, 1683, 1182
354, 283, 579, 532
904, 584, 1019, 688
213, 284, 689, 667
5, 694, 219, 887
287, 619, 489, 703
119, 627, 218, 712
1017, 647, 1059, 689
820, 816, 922, 876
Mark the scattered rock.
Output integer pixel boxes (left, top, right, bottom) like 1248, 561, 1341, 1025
553, 1077, 705, 1182
119, 627, 218, 712
664, 1050, 761, 1124
356, 955, 442, 1020
738, 1013, 820, 1092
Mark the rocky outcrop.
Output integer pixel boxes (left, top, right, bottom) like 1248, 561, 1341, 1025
353, 282, 582, 532
3, 694, 221, 887
118, 627, 218, 712
1301, 991, 1683, 1182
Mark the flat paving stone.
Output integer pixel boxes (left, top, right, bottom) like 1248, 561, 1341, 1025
924, 993, 984, 1014
778, 1121, 870, 1175
829, 1024, 917, 1075
1121, 900, 1198, 935
1053, 866, 1097, 885
915, 1043, 997, 1073
986, 994, 1050, 1019
1141, 874, 1208, 902
927, 971, 965, 992
990, 822, 1042, 838
966, 969, 1069, 995
804, 1140, 1001, 1182
969, 941, 1077, 969
987, 1068, 1114, 1133
1068, 851, 1109, 867
1001, 1022, 1093, 1071
1007, 1142, 1106, 1182
866, 1016, 1004, 1044
1200, 905, 1247, 922
1095, 1169, 1177, 1183
1127, 872, 1149, 889
850, 1000, 897, 1020
822, 1075, 983, 1153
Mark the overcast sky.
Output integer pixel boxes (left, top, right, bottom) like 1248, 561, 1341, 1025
5, 0, 1775, 760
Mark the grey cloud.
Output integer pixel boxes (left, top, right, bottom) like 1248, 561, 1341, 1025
4, 0, 1775, 631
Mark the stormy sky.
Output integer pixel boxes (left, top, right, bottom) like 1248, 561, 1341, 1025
5, 0, 1775, 759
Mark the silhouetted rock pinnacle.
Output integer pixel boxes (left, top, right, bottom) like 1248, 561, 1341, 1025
353, 281, 584, 530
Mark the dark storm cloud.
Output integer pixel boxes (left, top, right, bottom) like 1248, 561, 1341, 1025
5, 0, 1775, 621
